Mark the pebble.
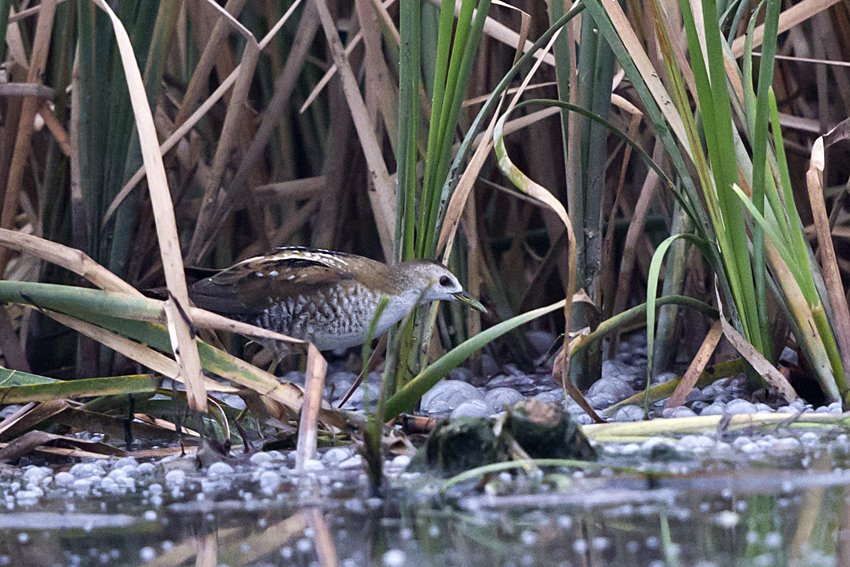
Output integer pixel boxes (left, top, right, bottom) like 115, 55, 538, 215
421, 380, 483, 414
138, 463, 157, 475
614, 405, 644, 422
250, 452, 274, 466
641, 437, 677, 452
574, 414, 594, 425
207, 462, 234, 476
339, 455, 363, 469
587, 377, 635, 403
685, 388, 706, 402
601, 360, 638, 381
323, 448, 352, 465
484, 387, 525, 413
22, 466, 51, 485
448, 367, 475, 383
113, 457, 138, 470
800, 432, 819, 445
663, 406, 697, 419
480, 354, 500, 376
779, 346, 798, 366
69, 464, 99, 479
725, 400, 758, 415
701, 384, 729, 401
526, 331, 556, 356
535, 389, 565, 403
164, 470, 185, 485
654, 372, 677, 384
54, 472, 75, 487
700, 402, 726, 415
450, 399, 490, 419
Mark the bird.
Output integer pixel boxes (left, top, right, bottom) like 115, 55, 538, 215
189, 247, 486, 359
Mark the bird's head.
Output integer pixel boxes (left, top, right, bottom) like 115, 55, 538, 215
395, 260, 487, 312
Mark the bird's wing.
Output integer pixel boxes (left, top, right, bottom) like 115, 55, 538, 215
189, 252, 356, 316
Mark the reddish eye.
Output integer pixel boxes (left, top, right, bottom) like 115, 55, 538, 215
439, 276, 452, 287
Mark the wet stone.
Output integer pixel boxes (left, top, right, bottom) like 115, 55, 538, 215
534, 388, 565, 403
389, 455, 411, 470
340, 383, 380, 410
700, 402, 726, 416
69, 464, 99, 479
282, 370, 306, 387
614, 405, 644, 422
22, 467, 51, 485
526, 330, 556, 356
138, 463, 157, 475
480, 354, 500, 377
725, 399, 758, 415
587, 377, 635, 403
448, 367, 475, 383
779, 346, 798, 366
322, 447, 352, 466
421, 380, 484, 414
663, 406, 697, 418
602, 359, 639, 381
207, 462, 234, 476
54, 472, 75, 487
113, 457, 138, 470
654, 372, 677, 384
700, 384, 728, 401
685, 388, 706, 403
574, 414, 594, 425
678, 435, 715, 452
249, 452, 274, 466
486, 373, 536, 390
484, 387, 525, 413
451, 399, 491, 419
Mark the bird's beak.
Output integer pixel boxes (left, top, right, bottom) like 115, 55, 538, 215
452, 291, 487, 313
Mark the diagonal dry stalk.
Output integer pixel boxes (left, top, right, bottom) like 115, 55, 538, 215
314, 0, 396, 258
91, 0, 206, 413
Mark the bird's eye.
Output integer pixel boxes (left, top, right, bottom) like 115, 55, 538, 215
439, 276, 452, 287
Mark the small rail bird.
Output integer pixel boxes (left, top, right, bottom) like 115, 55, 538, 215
189, 247, 485, 359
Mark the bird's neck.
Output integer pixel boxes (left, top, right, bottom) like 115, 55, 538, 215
373, 289, 423, 336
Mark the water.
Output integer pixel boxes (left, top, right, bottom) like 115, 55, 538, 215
0, 448, 847, 567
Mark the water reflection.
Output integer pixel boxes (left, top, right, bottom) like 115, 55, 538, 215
0, 467, 846, 566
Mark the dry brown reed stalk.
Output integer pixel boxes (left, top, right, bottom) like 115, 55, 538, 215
90, 0, 206, 412
0, 227, 310, 363
608, 140, 662, 354
808, 123, 850, 385
0, 0, 56, 276
189, 4, 319, 264
305, 509, 339, 567
730, 0, 845, 57
0, 307, 27, 371
314, 0, 395, 259
187, 1, 263, 262
295, 344, 328, 470
43, 310, 237, 393
172, 0, 247, 130
665, 320, 722, 408
721, 319, 798, 401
